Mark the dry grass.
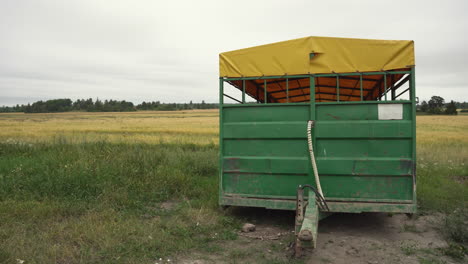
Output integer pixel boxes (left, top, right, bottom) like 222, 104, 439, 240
0, 110, 218, 145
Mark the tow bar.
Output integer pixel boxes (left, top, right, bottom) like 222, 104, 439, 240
294, 185, 329, 257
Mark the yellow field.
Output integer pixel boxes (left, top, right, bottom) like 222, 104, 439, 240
0, 110, 219, 145
416, 115, 468, 167
1, 111, 467, 144
417, 115, 468, 144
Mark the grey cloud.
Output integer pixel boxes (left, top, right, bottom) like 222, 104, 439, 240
0, 0, 467, 106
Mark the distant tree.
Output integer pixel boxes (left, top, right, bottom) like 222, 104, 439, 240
444, 100, 458, 115
420, 100, 428, 112
427, 96, 444, 114
94, 99, 103, 112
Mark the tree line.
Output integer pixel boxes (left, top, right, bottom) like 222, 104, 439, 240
0, 98, 218, 113
0, 96, 465, 114
418, 96, 465, 115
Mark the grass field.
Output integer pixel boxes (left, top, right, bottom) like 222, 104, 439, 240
0, 110, 467, 263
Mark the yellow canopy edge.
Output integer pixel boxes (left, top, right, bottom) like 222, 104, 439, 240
219, 36, 415, 77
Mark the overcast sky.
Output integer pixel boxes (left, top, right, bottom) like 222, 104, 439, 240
0, 0, 467, 106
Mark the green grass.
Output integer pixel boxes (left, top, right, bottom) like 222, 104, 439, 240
0, 141, 238, 264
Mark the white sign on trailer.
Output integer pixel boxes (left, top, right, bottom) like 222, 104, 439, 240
378, 104, 403, 120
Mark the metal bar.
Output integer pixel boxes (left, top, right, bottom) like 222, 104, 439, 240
261, 75, 377, 85
218, 78, 224, 204
336, 75, 340, 102
222, 71, 411, 81
316, 98, 336, 102
220, 78, 224, 105
256, 86, 259, 103
223, 93, 242, 103
360, 73, 363, 101
275, 92, 361, 100
305, 71, 411, 78
395, 87, 410, 99
268, 84, 372, 95
310, 75, 315, 105
410, 67, 417, 208
242, 80, 245, 103
222, 102, 310, 108
286, 77, 289, 103
316, 100, 412, 105
224, 74, 309, 81
320, 71, 412, 77
391, 75, 395, 100
310, 75, 317, 191
384, 73, 387, 101
364, 71, 411, 75
330, 76, 378, 82
264, 79, 267, 104
393, 75, 410, 91
221, 196, 417, 212
297, 191, 319, 250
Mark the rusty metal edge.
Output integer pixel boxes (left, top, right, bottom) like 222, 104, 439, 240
220, 196, 416, 213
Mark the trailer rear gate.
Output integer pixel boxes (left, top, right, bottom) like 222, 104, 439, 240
218, 36, 416, 214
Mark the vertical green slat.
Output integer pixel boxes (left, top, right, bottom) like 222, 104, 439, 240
242, 80, 246, 104
336, 75, 340, 102
359, 73, 363, 101
264, 79, 267, 104
310, 75, 315, 114
286, 77, 289, 103
218, 78, 224, 204
384, 73, 387, 101
309, 75, 316, 188
410, 67, 417, 207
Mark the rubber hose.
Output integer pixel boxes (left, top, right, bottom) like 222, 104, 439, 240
307, 120, 324, 199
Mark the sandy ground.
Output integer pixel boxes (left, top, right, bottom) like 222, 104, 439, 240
177, 208, 462, 264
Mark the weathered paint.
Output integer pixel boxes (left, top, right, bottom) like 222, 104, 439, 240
221, 196, 416, 213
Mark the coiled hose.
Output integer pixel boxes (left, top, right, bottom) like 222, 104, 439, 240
307, 120, 325, 199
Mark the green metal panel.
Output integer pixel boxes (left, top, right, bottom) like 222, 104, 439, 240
223, 173, 308, 197
316, 139, 412, 158
319, 175, 413, 200
221, 104, 312, 198
316, 158, 412, 176
316, 103, 412, 120
223, 157, 309, 174
313, 102, 415, 202
314, 120, 412, 138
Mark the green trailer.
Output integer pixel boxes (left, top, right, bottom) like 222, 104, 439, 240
218, 36, 416, 251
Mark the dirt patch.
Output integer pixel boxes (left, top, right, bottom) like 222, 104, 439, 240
177, 210, 463, 264
306, 213, 452, 264
160, 200, 179, 211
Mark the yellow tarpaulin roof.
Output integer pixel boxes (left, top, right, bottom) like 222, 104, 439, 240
219, 36, 414, 77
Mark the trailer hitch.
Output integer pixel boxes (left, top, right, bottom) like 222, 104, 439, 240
294, 184, 329, 257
